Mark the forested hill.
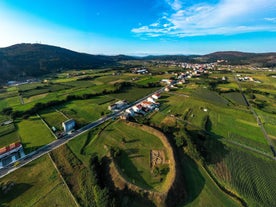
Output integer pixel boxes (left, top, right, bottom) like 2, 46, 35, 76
144, 51, 276, 66
0, 43, 130, 83
0, 43, 275, 84
202, 51, 276, 66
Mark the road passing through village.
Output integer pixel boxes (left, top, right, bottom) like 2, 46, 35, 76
0, 87, 165, 178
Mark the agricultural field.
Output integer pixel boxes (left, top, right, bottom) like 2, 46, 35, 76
17, 116, 55, 153
180, 155, 240, 207
40, 108, 68, 131
208, 145, 276, 207
150, 87, 271, 153
0, 130, 20, 149
0, 155, 77, 207
110, 86, 159, 102
58, 96, 112, 126
0, 62, 275, 207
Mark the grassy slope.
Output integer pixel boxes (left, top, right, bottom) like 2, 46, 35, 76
209, 145, 276, 207
180, 155, 240, 207
68, 120, 168, 191
0, 155, 77, 207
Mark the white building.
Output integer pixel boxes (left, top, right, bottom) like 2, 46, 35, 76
152, 93, 161, 100
62, 119, 76, 132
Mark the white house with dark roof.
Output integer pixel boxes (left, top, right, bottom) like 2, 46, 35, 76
62, 119, 76, 132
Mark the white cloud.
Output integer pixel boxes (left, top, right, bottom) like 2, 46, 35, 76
264, 17, 276, 23
166, 0, 182, 10
132, 0, 276, 38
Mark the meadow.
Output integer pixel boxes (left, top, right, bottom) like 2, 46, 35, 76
17, 116, 55, 153
180, 155, 240, 207
40, 108, 68, 131
0, 155, 77, 207
68, 120, 171, 191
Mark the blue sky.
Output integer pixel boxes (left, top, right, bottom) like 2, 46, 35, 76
0, 0, 275, 55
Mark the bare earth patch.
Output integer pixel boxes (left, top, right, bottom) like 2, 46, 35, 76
150, 150, 166, 168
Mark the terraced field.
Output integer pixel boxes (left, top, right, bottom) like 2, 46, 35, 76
209, 146, 276, 207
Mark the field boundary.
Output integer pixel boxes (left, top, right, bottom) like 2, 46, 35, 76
48, 153, 80, 207
109, 121, 176, 207
203, 163, 248, 207
36, 113, 57, 139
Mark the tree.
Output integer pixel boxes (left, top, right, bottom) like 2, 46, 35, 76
1, 107, 13, 115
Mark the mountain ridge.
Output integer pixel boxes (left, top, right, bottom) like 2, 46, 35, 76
0, 43, 275, 84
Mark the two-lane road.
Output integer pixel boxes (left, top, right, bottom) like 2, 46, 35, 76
0, 87, 164, 178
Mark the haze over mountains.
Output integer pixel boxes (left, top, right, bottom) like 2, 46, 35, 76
0, 43, 275, 84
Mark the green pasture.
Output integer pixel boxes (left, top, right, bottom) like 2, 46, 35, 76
58, 97, 111, 126
0, 96, 21, 111
17, 82, 44, 91
0, 130, 20, 148
135, 76, 163, 86
40, 109, 68, 131
222, 92, 247, 106
180, 155, 240, 207
110, 86, 159, 102
0, 155, 77, 207
18, 116, 55, 153
71, 120, 169, 191
0, 123, 16, 136
20, 83, 72, 98
151, 88, 269, 152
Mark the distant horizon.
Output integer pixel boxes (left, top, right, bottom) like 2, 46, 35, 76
1, 42, 275, 57
1, 1, 276, 55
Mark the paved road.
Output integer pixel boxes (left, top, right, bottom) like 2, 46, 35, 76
0, 87, 164, 178
233, 74, 276, 158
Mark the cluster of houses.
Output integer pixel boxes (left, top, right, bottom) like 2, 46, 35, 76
0, 142, 25, 169
108, 100, 129, 111
153, 60, 216, 71
120, 93, 161, 119
130, 67, 149, 74
7, 79, 39, 86
236, 74, 261, 83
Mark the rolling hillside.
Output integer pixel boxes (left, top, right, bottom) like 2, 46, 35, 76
0, 43, 275, 85
0, 43, 129, 84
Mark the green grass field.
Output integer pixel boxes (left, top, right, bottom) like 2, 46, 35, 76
0, 130, 20, 148
69, 120, 169, 191
151, 88, 270, 153
0, 155, 77, 207
58, 97, 111, 126
18, 116, 55, 153
222, 92, 248, 106
40, 109, 68, 131
110, 86, 159, 102
180, 155, 240, 207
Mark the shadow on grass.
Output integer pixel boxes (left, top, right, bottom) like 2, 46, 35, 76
128, 155, 144, 159
21, 142, 45, 154
126, 139, 140, 144
178, 154, 205, 206
186, 117, 230, 165
102, 157, 156, 207
124, 148, 139, 155
0, 183, 32, 207
178, 118, 231, 205
116, 150, 153, 190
